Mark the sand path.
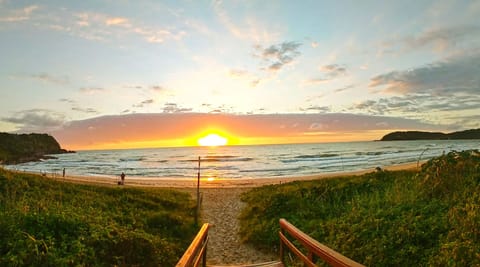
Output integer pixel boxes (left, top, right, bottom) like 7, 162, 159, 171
200, 188, 277, 265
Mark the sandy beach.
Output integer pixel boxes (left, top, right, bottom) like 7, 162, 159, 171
38, 161, 421, 189
18, 162, 421, 265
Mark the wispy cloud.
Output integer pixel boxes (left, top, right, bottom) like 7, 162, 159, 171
320, 64, 347, 78
212, 1, 278, 43
0, 5, 38, 22
15, 73, 69, 85
72, 107, 98, 114
79, 87, 105, 94
381, 25, 480, 54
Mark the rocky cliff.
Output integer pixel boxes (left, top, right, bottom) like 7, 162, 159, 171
0, 133, 73, 164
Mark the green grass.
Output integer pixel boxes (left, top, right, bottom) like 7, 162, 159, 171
239, 150, 480, 266
0, 169, 198, 266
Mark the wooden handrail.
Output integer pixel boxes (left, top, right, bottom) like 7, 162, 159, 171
279, 219, 364, 267
176, 223, 210, 267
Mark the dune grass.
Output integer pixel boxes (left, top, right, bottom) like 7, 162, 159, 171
239, 150, 480, 266
0, 169, 197, 266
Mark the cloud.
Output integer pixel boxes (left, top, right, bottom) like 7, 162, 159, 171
303, 78, 329, 86
228, 69, 262, 87
334, 84, 355, 93
349, 92, 480, 128
300, 106, 331, 113
105, 17, 129, 26
151, 85, 165, 92
2, 109, 65, 132
212, 1, 278, 43
304, 64, 348, 86
320, 64, 347, 78
403, 25, 480, 52
380, 25, 480, 55
370, 52, 480, 95
0, 4, 38, 22
59, 98, 75, 104
72, 107, 98, 114
79, 87, 105, 94
19, 73, 69, 85
255, 41, 302, 72
133, 99, 155, 108
162, 103, 192, 113
8, 7, 185, 44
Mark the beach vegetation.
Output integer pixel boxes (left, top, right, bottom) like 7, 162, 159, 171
0, 169, 197, 266
239, 150, 480, 266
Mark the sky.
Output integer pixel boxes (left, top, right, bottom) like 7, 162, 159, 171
1, 0, 479, 150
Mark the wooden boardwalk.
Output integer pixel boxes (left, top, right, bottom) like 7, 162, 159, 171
177, 219, 364, 267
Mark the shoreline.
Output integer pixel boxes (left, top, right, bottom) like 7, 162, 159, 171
9, 161, 422, 188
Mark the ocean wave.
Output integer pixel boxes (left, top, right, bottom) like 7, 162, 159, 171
180, 157, 254, 162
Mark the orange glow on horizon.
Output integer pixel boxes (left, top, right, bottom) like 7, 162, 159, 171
58, 128, 393, 151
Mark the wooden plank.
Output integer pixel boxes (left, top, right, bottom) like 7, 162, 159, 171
176, 223, 210, 267
279, 219, 364, 267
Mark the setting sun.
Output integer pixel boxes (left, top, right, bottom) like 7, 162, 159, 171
198, 133, 228, 146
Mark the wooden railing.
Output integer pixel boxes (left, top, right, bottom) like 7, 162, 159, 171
176, 223, 210, 267
279, 219, 364, 267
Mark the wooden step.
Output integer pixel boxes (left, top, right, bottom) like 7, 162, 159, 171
208, 260, 284, 267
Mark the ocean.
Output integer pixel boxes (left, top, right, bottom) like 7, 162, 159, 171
5, 140, 479, 180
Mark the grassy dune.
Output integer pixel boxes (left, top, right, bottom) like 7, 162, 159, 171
0, 169, 197, 266
239, 150, 480, 266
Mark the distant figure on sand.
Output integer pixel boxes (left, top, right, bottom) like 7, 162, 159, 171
119, 172, 125, 185
63, 168, 65, 178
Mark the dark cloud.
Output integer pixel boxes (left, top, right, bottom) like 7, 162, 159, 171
133, 99, 155, 108
59, 98, 75, 104
255, 41, 302, 72
162, 103, 192, 113
71, 107, 98, 114
2, 109, 65, 132
334, 84, 355, 93
370, 53, 480, 95
349, 92, 480, 128
300, 106, 331, 113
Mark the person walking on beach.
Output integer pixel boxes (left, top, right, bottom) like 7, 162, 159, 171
62, 168, 65, 178
120, 172, 125, 185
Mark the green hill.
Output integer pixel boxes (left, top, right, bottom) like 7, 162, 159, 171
380, 128, 480, 141
0, 133, 72, 164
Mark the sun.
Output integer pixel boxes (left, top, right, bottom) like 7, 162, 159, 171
198, 133, 228, 146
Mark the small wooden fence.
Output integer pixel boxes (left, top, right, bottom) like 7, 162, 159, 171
176, 223, 210, 267
279, 219, 364, 267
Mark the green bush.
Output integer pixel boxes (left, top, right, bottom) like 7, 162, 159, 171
0, 169, 197, 266
240, 150, 480, 266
